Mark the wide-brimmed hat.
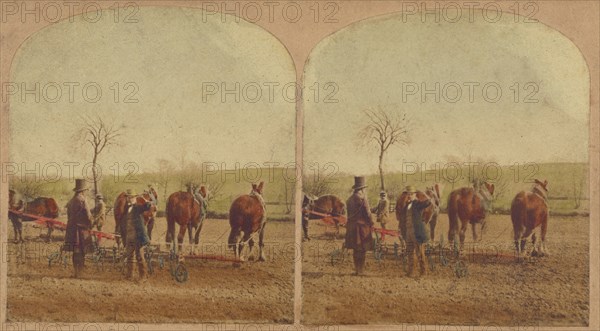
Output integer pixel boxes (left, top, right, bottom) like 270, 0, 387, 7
380, 191, 387, 196
96, 194, 104, 200
404, 185, 417, 193
73, 179, 89, 192
352, 176, 368, 190
9, 189, 15, 194
125, 189, 135, 197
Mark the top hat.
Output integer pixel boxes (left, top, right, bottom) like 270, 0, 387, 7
352, 176, 368, 190
404, 185, 417, 193
73, 179, 89, 192
9, 189, 15, 194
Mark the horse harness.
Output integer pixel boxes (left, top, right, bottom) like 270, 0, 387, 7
474, 186, 493, 212
531, 184, 549, 208
249, 190, 267, 229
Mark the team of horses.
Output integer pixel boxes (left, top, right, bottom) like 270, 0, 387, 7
8, 177, 549, 261
304, 178, 550, 258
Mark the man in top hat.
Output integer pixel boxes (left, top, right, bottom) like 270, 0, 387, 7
371, 191, 390, 231
301, 193, 317, 241
345, 176, 374, 275
92, 194, 106, 232
64, 179, 93, 278
399, 185, 432, 277
8, 189, 24, 243
122, 189, 152, 282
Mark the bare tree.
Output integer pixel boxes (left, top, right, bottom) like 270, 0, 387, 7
302, 173, 333, 197
155, 158, 175, 210
10, 177, 47, 201
75, 116, 121, 197
283, 180, 296, 214
205, 178, 225, 203
358, 106, 410, 191
572, 171, 586, 210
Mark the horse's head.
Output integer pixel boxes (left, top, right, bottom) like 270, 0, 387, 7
533, 179, 548, 192
147, 185, 158, 200
303, 193, 316, 208
198, 185, 208, 199
484, 181, 495, 196
251, 181, 264, 195
425, 183, 444, 208
532, 179, 549, 199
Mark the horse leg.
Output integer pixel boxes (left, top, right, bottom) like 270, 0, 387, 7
513, 226, 523, 258
540, 220, 548, 257
147, 217, 154, 241
45, 226, 52, 242
459, 221, 468, 251
531, 231, 538, 257
177, 224, 187, 256
520, 227, 534, 259
429, 213, 438, 242
238, 232, 252, 262
247, 237, 256, 261
471, 222, 478, 243
258, 222, 267, 262
191, 220, 205, 256
228, 227, 242, 258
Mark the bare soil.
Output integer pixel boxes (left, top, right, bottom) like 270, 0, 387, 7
301, 214, 589, 327
6, 216, 295, 323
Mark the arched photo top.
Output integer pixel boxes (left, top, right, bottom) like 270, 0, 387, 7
9, 6, 296, 169
303, 9, 590, 173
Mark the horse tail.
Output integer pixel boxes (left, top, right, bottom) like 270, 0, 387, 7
447, 191, 459, 242
510, 193, 526, 238
166, 204, 175, 244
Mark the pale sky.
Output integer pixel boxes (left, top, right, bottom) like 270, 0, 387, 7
10, 7, 296, 173
304, 11, 590, 175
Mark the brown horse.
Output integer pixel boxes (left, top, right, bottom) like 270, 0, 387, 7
166, 186, 207, 254
21, 197, 60, 241
511, 179, 549, 258
228, 182, 267, 262
447, 181, 495, 249
395, 183, 443, 241
114, 190, 157, 247
306, 194, 346, 234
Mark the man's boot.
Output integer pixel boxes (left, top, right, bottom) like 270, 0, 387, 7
125, 261, 134, 280
419, 244, 428, 276
406, 246, 415, 277
352, 251, 360, 275
137, 261, 147, 283
358, 251, 366, 276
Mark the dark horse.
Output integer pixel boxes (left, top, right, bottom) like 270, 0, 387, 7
511, 179, 549, 258
114, 189, 157, 247
395, 183, 443, 242
20, 197, 60, 242
447, 181, 495, 249
166, 186, 207, 254
306, 194, 346, 234
228, 182, 267, 262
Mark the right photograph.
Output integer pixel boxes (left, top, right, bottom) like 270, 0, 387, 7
301, 10, 590, 327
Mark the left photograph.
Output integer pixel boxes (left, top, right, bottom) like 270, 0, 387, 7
5, 6, 296, 323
